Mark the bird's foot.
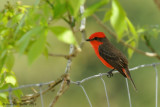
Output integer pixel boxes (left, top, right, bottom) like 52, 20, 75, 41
106, 69, 114, 78
107, 72, 113, 78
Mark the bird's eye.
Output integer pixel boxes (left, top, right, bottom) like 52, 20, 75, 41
94, 37, 98, 40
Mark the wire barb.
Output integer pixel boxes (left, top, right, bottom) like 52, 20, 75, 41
0, 63, 159, 106
8, 86, 13, 107
79, 84, 93, 107
153, 64, 158, 107
125, 78, 132, 107
39, 84, 44, 107
100, 74, 110, 107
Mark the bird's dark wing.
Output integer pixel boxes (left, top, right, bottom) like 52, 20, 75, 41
98, 44, 128, 77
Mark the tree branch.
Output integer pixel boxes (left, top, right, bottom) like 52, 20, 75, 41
11, 74, 67, 105
154, 0, 160, 10
79, 5, 86, 48
92, 14, 160, 60
48, 53, 76, 59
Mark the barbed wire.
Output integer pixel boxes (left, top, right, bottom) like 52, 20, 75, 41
1, 2, 159, 107
71, 62, 159, 107
0, 62, 159, 107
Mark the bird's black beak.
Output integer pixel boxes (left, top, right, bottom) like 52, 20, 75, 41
86, 39, 91, 41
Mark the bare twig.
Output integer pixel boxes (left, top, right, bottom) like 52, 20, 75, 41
49, 47, 74, 107
49, 5, 87, 106
48, 53, 76, 59
80, 5, 86, 48
49, 74, 70, 107
143, 35, 160, 60
49, 13, 77, 107
154, 0, 160, 10
92, 14, 160, 60
19, 74, 66, 104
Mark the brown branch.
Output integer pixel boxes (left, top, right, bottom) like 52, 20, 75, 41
49, 74, 70, 107
49, 47, 74, 107
48, 53, 76, 59
92, 14, 160, 60
143, 34, 156, 52
49, 10, 77, 107
12, 74, 67, 105
49, 5, 87, 106
79, 5, 86, 48
154, 0, 160, 10
12, 4, 86, 106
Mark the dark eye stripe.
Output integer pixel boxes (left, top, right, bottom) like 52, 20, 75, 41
93, 37, 105, 41
94, 37, 98, 40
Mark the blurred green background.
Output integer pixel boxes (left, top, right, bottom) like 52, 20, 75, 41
1, 0, 160, 107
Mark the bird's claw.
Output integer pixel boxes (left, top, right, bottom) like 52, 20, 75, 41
107, 72, 113, 78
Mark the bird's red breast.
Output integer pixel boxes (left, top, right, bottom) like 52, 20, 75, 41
86, 32, 137, 91
89, 32, 114, 69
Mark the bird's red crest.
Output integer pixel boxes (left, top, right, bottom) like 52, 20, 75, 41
89, 32, 106, 39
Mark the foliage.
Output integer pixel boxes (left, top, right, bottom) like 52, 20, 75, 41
0, 0, 159, 105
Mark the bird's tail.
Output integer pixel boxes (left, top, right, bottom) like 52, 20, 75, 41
122, 68, 137, 91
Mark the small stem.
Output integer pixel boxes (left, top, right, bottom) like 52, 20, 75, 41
48, 53, 76, 59
92, 14, 160, 60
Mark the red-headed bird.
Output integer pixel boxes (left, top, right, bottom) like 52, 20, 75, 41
86, 32, 137, 91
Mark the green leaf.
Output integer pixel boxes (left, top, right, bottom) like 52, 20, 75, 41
53, 0, 67, 19
50, 26, 77, 45
16, 26, 43, 54
110, 0, 127, 40
103, 9, 112, 22
5, 54, 15, 71
126, 17, 138, 42
13, 89, 23, 99
0, 93, 8, 101
43, 46, 49, 58
0, 68, 23, 99
127, 41, 135, 58
68, 0, 85, 17
14, 13, 26, 38
28, 30, 47, 64
34, 0, 41, 6
0, 54, 7, 73
84, 0, 109, 17
5, 75, 16, 86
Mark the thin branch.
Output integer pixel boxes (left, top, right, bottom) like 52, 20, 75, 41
45, 0, 54, 9
49, 5, 86, 106
48, 53, 76, 59
143, 34, 160, 60
16, 74, 67, 104
80, 5, 86, 48
49, 75, 70, 107
49, 13, 77, 106
45, 0, 70, 25
49, 46, 74, 107
92, 14, 160, 60
154, 0, 160, 10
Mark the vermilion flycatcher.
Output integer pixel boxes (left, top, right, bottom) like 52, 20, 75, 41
86, 32, 137, 91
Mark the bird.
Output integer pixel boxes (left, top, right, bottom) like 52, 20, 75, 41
86, 32, 137, 91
